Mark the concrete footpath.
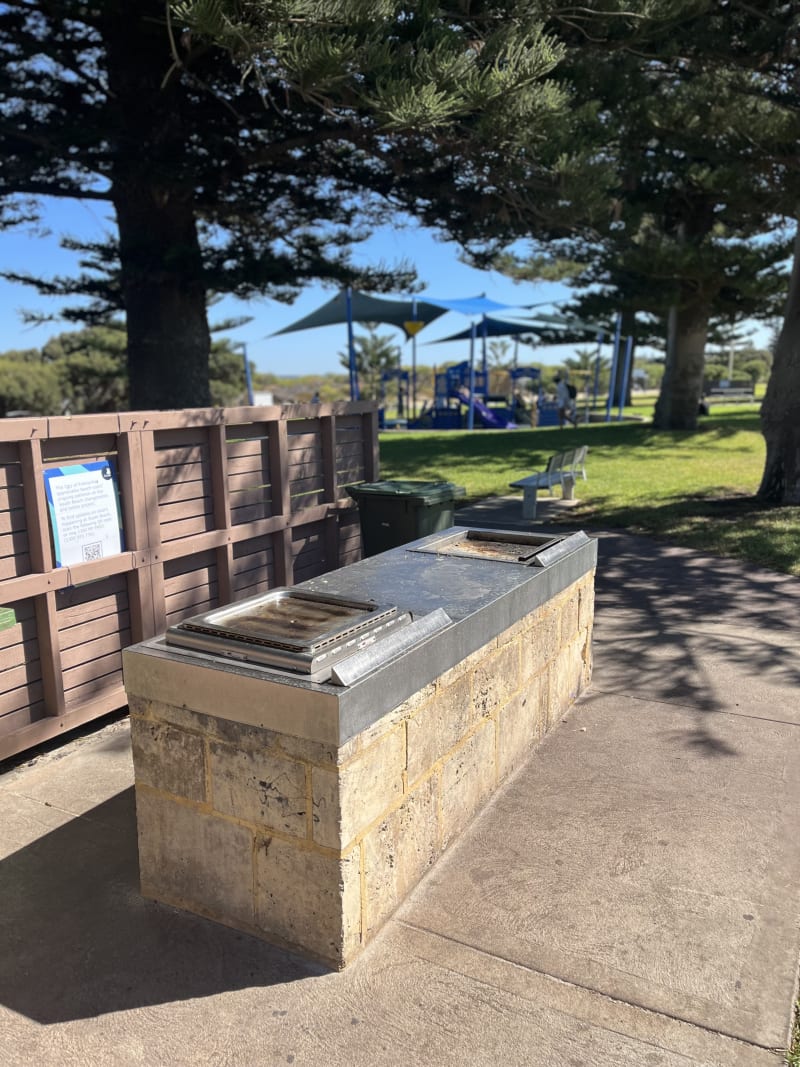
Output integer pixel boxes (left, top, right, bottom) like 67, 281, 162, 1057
1, 499, 799, 1066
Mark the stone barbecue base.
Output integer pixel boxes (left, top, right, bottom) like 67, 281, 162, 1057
128, 570, 594, 969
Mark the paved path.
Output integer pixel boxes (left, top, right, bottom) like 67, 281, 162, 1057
1, 503, 798, 1065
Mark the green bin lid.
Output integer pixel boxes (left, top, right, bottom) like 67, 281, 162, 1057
346, 480, 466, 504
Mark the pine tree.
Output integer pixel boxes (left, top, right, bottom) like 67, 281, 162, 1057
493, 2, 796, 429
0, 1, 568, 409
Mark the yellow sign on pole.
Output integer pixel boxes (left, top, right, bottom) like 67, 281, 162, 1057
404, 321, 425, 337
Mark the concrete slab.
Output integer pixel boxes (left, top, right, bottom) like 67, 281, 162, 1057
0, 925, 776, 1067
0, 791, 77, 860
1, 723, 133, 820
388, 924, 779, 1067
0, 783, 777, 1067
399, 694, 800, 1051
591, 530, 800, 728
1, 525, 799, 1067
591, 616, 800, 724
456, 494, 583, 529
593, 531, 800, 637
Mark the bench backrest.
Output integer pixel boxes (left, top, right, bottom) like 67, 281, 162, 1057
542, 447, 588, 480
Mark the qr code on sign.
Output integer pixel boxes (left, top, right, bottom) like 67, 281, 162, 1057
82, 542, 103, 562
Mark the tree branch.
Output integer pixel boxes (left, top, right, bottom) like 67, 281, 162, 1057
0, 183, 111, 202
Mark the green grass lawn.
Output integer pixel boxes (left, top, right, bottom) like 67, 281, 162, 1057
379, 406, 800, 576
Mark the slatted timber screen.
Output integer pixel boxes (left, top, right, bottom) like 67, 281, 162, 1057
0, 402, 378, 760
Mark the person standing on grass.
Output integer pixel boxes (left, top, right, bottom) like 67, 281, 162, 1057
555, 375, 577, 429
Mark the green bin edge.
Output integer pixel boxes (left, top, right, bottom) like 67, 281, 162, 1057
346, 480, 466, 506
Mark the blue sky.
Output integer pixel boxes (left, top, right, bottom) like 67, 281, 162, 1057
0, 196, 769, 379
0, 196, 594, 379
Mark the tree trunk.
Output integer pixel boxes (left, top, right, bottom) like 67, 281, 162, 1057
653, 289, 711, 431
112, 180, 211, 410
102, 1, 211, 411
758, 219, 800, 505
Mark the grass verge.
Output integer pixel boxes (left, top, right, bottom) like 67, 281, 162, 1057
786, 994, 800, 1066
379, 408, 800, 576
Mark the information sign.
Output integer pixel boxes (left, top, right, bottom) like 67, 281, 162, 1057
43, 460, 125, 567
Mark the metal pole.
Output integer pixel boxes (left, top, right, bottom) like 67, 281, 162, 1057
238, 342, 255, 406
481, 314, 488, 383
592, 331, 603, 410
468, 322, 477, 430
346, 286, 359, 401
618, 335, 634, 420
605, 312, 622, 422
411, 296, 418, 419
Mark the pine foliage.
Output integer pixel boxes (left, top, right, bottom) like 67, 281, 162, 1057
0, 1, 572, 405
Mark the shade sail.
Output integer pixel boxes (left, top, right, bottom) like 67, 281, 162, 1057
270, 290, 523, 339
424, 295, 517, 316
525, 312, 606, 332
426, 316, 543, 343
271, 290, 448, 337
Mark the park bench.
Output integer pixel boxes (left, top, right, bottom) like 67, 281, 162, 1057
509, 446, 588, 519
706, 386, 754, 398
704, 379, 754, 399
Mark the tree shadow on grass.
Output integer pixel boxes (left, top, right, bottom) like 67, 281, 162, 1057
569, 493, 800, 577
379, 416, 764, 506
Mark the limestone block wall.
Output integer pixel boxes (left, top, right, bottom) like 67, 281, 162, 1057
129, 570, 594, 969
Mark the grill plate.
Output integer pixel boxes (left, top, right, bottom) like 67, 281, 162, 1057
410, 528, 591, 567
166, 589, 408, 678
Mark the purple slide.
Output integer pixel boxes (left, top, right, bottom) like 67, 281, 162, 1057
456, 388, 516, 429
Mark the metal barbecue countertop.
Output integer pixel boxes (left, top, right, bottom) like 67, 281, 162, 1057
302, 528, 593, 625
123, 526, 597, 746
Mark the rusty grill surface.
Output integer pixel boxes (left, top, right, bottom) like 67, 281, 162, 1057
180, 593, 382, 652
166, 589, 407, 677
441, 534, 559, 563
408, 528, 592, 568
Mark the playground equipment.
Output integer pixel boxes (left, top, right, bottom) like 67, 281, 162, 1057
508, 366, 556, 426
404, 362, 551, 430
405, 362, 516, 429
380, 368, 410, 417
270, 287, 640, 427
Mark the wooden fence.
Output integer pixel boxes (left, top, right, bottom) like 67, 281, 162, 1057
0, 402, 378, 761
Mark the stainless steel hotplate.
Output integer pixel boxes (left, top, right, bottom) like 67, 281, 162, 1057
166, 588, 410, 678
409, 528, 591, 567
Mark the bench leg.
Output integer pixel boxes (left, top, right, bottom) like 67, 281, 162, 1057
561, 474, 576, 501
522, 485, 539, 519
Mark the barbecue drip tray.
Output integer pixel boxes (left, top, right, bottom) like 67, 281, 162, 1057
410, 527, 591, 567
166, 589, 410, 681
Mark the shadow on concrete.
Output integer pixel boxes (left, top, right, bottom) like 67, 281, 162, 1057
577, 688, 743, 758
455, 495, 581, 529
593, 531, 800, 662
457, 499, 800, 741
574, 492, 800, 579
0, 788, 318, 1024
589, 530, 800, 751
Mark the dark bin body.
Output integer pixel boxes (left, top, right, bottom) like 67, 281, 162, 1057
347, 480, 466, 557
